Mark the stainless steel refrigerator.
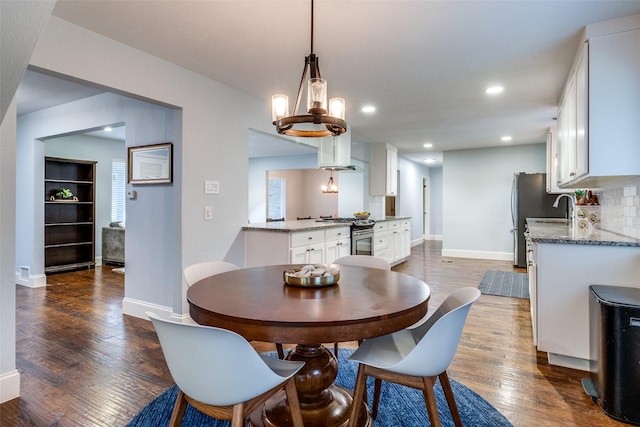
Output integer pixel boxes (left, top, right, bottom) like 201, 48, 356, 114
511, 172, 568, 268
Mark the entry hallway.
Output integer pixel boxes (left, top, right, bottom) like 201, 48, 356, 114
1, 241, 624, 426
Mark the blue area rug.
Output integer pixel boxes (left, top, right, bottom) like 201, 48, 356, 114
127, 349, 512, 426
478, 270, 529, 299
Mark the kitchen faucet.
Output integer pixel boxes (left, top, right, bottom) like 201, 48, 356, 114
553, 193, 576, 221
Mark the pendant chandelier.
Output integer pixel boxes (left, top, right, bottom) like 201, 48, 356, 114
321, 170, 338, 193
272, 0, 347, 138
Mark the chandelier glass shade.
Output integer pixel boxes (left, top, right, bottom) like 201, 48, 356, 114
272, 0, 347, 138
321, 171, 338, 193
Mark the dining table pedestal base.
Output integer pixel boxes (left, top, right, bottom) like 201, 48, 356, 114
248, 344, 371, 427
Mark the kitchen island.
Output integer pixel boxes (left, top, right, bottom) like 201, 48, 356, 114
243, 217, 411, 267
526, 218, 640, 370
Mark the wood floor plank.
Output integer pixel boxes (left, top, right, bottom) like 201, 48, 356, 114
0, 241, 626, 426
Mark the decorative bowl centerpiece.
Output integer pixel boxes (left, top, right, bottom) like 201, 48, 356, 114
353, 211, 370, 220
284, 264, 340, 288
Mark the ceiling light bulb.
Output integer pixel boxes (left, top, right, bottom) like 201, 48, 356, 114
424, 159, 434, 163
103, 126, 112, 132
423, 143, 433, 148
307, 78, 327, 113
501, 136, 512, 142
329, 98, 345, 120
486, 86, 504, 94
272, 94, 289, 121
361, 106, 376, 113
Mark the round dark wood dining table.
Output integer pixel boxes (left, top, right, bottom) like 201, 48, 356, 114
187, 264, 431, 427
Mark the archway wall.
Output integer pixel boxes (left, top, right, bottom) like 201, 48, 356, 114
20, 16, 272, 317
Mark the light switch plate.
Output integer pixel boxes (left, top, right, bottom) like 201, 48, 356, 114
204, 206, 213, 220
205, 180, 219, 194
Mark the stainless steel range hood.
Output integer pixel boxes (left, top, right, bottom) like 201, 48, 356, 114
317, 128, 354, 170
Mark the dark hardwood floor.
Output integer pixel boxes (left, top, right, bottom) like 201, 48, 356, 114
1, 241, 624, 426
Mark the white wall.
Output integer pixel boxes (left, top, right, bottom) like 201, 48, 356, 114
268, 169, 340, 219
248, 154, 318, 224
0, 100, 19, 403
44, 134, 126, 261
442, 143, 547, 260
0, 1, 53, 403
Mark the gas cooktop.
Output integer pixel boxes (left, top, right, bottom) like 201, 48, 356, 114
315, 217, 375, 228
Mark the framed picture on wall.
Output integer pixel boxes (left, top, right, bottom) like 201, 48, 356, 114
128, 142, 173, 184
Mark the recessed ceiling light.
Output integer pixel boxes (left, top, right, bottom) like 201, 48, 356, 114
501, 135, 512, 142
361, 105, 376, 113
103, 126, 113, 132
423, 143, 433, 148
486, 86, 504, 95
424, 158, 435, 163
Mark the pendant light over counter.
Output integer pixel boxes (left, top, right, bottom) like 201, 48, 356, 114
321, 170, 338, 193
272, 0, 347, 138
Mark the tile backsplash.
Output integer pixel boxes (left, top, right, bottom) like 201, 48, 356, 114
593, 176, 640, 239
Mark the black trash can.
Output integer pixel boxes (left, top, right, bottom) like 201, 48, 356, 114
584, 285, 640, 425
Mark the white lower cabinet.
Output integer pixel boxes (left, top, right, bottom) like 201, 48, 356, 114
373, 219, 411, 266
534, 242, 640, 370
244, 220, 411, 268
245, 226, 349, 267
325, 226, 351, 263
290, 242, 325, 264
373, 221, 389, 260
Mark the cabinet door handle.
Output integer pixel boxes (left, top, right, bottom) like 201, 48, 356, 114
570, 172, 576, 177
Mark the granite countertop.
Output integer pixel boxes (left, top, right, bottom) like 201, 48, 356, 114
526, 218, 640, 247
242, 216, 411, 233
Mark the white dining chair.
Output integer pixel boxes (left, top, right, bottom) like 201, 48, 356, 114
184, 261, 286, 358
346, 287, 481, 427
146, 312, 305, 427
331, 255, 391, 355
332, 255, 391, 271
183, 261, 239, 287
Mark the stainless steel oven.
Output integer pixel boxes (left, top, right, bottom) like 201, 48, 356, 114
351, 226, 374, 255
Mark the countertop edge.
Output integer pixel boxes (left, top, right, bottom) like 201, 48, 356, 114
243, 216, 411, 233
526, 218, 640, 247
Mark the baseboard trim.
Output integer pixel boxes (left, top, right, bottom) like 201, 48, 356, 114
0, 369, 20, 404
424, 234, 443, 241
441, 248, 513, 261
15, 271, 46, 288
547, 353, 589, 371
122, 297, 173, 321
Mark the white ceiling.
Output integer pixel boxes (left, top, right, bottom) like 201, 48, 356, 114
17, 1, 640, 165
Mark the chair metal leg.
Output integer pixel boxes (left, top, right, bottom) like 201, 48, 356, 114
169, 389, 188, 427
334, 342, 339, 356
421, 376, 442, 427
276, 343, 285, 359
439, 371, 463, 427
347, 365, 368, 427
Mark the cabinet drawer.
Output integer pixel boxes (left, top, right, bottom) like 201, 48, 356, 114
373, 222, 389, 232
374, 233, 388, 250
388, 220, 400, 230
325, 226, 350, 241
291, 230, 325, 247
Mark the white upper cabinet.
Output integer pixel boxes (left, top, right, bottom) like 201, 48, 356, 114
370, 143, 398, 196
555, 15, 640, 188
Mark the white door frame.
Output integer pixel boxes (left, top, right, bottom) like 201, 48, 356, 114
423, 176, 430, 240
